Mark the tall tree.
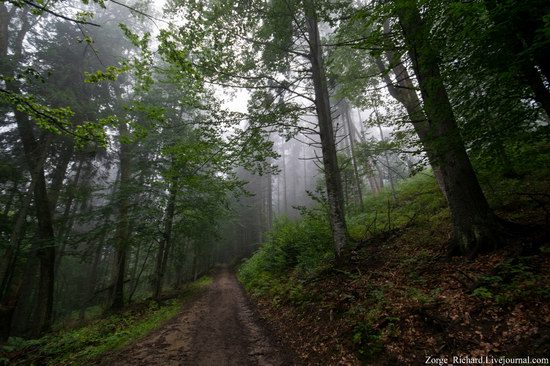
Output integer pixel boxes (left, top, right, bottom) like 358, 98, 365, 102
394, 0, 501, 256
305, 1, 348, 254
162, 0, 350, 255
110, 120, 132, 311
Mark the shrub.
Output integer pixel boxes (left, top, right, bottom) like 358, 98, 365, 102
239, 212, 333, 299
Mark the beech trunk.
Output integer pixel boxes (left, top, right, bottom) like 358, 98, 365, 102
397, 1, 501, 256
305, 0, 348, 255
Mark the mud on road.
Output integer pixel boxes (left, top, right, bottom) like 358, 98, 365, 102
102, 267, 296, 366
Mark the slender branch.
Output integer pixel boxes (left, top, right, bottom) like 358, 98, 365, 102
108, 0, 169, 26
14, 0, 101, 26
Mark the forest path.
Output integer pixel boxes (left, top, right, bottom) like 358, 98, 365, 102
103, 266, 295, 366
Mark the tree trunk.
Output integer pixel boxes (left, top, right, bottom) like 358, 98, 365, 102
110, 122, 132, 311
53, 157, 84, 277
128, 241, 155, 303
343, 101, 364, 210
305, 1, 348, 256
0, 148, 45, 303
192, 249, 198, 282
48, 138, 75, 212
375, 49, 449, 202
375, 116, 397, 201
521, 64, 550, 117
484, 0, 550, 117
281, 143, 288, 215
372, 159, 384, 190
0, 4, 8, 59
266, 169, 273, 230
11, 115, 57, 337
1, 180, 18, 219
153, 179, 177, 301
174, 240, 188, 290
79, 240, 103, 321
396, 1, 501, 256
1, 8, 55, 338
0, 222, 30, 341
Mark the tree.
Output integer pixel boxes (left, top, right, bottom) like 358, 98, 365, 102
393, 0, 502, 256
304, 0, 348, 255
161, 0, 350, 256
0, 5, 58, 338
483, 0, 550, 117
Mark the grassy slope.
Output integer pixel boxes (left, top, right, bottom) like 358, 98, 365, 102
0, 276, 212, 366
239, 171, 550, 365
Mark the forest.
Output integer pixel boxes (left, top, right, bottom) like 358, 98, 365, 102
0, 0, 549, 365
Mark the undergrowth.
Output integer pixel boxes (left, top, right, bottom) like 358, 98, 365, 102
238, 211, 333, 306
239, 172, 447, 304
0, 276, 212, 366
347, 172, 447, 240
239, 169, 550, 365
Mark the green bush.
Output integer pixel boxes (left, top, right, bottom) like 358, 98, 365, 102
239, 171, 448, 302
239, 212, 333, 300
352, 322, 383, 360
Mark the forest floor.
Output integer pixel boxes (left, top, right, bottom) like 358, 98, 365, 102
247, 235, 550, 365
99, 266, 297, 366
239, 174, 550, 365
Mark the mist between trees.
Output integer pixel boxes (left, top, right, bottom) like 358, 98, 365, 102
0, 0, 549, 344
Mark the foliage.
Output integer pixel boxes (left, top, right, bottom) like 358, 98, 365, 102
239, 212, 333, 301
471, 258, 550, 304
240, 168, 550, 364
352, 322, 383, 361
347, 172, 447, 241
240, 170, 447, 301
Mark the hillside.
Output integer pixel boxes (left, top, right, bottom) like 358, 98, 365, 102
239, 172, 550, 365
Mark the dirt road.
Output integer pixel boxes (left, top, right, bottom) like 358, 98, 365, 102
104, 267, 296, 366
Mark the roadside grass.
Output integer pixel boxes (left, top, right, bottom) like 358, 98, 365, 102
1, 276, 212, 366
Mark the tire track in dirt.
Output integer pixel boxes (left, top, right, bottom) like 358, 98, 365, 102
102, 267, 296, 366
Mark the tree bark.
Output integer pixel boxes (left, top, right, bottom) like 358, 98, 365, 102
53, 158, 84, 276
343, 101, 364, 210
521, 64, 550, 117
174, 240, 188, 290
0, 141, 48, 341
0, 4, 8, 60
153, 179, 177, 301
0, 7, 55, 338
305, 0, 348, 256
48, 139, 75, 212
281, 143, 288, 215
375, 49, 448, 202
79, 238, 103, 321
396, 0, 501, 256
110, 122, 132, 311
374, 111, 397, 201
15, 113, 56, 337
266, 169, 273, 230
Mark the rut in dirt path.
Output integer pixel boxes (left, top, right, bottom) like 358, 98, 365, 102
104, 267, 296, 366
